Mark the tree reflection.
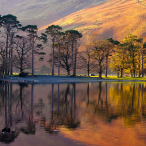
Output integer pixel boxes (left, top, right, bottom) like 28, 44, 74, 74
60, 83, 80, 129
0, 84, 19, 144
110, 83, 146, 125
87, 83, 89, 105
1, 82, 146, 144
15, 83, 29, 123
20, 84, 36, 135
44, 84, 80, 134
87, 82, 146, 125
45, 84, 60, 133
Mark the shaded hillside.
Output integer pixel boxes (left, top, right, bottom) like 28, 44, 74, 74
39, 0, 146, 41
35, 65, 51, 74
0, 0, 107, 28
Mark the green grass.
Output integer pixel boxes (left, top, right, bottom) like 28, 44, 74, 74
103, 76, 146, 81
6, 74, 146, 82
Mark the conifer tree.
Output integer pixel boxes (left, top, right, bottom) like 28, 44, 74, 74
43, 25, 62, 75
1, 14, 21, 75
65, 30, 82, 76
21, 25, 39, 76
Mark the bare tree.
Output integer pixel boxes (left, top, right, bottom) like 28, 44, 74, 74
79, 44, 96, 76
13, 35, 31, 73
0, 41, 5, 76
65, 30, 82, 76
48, 36, 72, 75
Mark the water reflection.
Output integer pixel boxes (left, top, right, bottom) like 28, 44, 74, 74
109, 83, 146, 125
0, 82, 146, 145
44, 83, 80, 134
20, 84, 36, 135
0, 84, 19, 144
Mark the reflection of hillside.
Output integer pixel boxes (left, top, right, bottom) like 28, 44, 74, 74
1, 83, 146, 145
60, 82, 146, 146
110, 83, 146, 125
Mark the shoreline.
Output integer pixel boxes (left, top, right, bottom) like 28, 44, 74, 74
1, 76, 146, 84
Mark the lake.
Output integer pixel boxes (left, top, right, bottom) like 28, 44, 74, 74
0, 82, 146, 146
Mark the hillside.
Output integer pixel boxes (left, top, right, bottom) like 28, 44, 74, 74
1, 0, 146, 72
139, 0, 146, 5
39, 0, 146, 41
0, 0, 107, 28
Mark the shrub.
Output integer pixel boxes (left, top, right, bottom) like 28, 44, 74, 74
19, 72, 29, 77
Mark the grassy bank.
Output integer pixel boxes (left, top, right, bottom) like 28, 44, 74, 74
103, 76, 146, 81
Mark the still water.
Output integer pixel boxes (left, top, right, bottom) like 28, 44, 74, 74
0, 82, 146, 146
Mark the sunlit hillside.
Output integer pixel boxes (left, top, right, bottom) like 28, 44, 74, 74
139, 0, 146, 5
39, 0, 146, 41
0, 0, 107, 28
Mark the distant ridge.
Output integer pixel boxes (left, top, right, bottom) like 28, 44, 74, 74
0, 0, 108, 28
35, 65, 51, 74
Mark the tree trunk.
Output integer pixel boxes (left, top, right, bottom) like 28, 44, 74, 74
105, 55, 108, 77
131, 72, 133, 77
72, 42, 74, 76
120, 68, 123, 77
99, 62, 102, 78
117, 71, 119, 78
133, 52, 135, 77
133, 69, 135, 77
10, 46, 13, 75
142, 51, 144, 77
32, 35, 34, 76
74, 48, 77, 76
10, 32, 14, 75
8, 49, 10, 75
20, 67, 23, 73
58, 42, 60, 76
2, 58, 5, 76
67, 70, 70, 76
52, 37, 55, 76
20, 43, 24, 73
99, 71, 102, 78
87, 63, 89, 77
138, 52, 140, 77
5, 32, 9, 75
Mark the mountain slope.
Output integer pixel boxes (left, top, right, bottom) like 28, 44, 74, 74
39, 0, 146, 41
0, 0, 107, 28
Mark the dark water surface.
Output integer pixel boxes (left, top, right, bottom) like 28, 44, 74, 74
0, 82, 146, 146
